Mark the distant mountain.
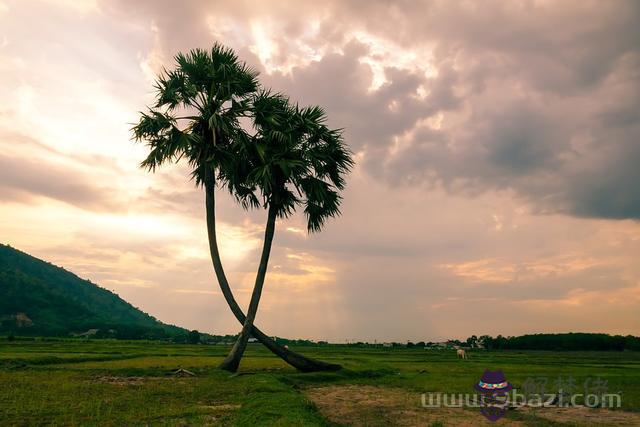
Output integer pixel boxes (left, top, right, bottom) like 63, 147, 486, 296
0, 244, 188, 339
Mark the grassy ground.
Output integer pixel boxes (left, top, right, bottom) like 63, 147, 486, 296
0, 340, 638, 426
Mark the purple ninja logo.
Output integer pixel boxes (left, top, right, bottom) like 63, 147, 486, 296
474, 369, 513, 421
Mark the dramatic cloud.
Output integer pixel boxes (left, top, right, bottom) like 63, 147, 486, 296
102, 0, 640, 220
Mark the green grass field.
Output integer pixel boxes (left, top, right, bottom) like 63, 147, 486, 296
1, 340, 639, 426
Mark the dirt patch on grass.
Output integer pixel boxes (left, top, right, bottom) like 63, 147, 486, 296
306, 385, 640, 426
304, 385, 521, 426
522, 406, 640, 426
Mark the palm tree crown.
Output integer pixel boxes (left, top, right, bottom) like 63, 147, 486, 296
132, 44, 259, 191
245, 91, 354, 232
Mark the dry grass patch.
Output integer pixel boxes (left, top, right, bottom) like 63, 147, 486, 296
522, 406, 640, 426
304, 385, 522, 426
306, 385, 640, 426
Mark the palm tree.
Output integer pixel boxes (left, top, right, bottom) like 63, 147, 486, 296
133, 44, 340, 372
219, 91, 354, 372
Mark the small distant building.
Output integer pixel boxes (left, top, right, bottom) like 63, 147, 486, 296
248, 338, 258, 343
1, 313, 34, 328
382, 342, 392, 348
427, 341, 454, 349
73, 328, 99, 338
14, 313, 33, 327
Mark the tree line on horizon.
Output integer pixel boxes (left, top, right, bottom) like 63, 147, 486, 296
476, 332, 640, 351
4, 331, 639, 352
256, 332, 640, 351
400, 333, 640, 351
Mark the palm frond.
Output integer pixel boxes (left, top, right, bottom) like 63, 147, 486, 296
246, 92, 354, 230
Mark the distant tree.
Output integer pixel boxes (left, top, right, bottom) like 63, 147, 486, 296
466, 335, 478, 348
187, 330, 201, 344
478, 335, 491, 347
626, 335, 640, 351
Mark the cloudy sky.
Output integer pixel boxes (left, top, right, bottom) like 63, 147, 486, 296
1, 0, 639, 342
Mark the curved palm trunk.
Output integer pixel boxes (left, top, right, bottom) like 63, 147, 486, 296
204, 179, 340, 372
219, 204, 277, 372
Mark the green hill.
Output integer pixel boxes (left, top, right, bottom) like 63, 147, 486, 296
0, 244, 188, 339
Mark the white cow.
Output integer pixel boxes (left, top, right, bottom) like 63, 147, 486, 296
456, 349, 467, 359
